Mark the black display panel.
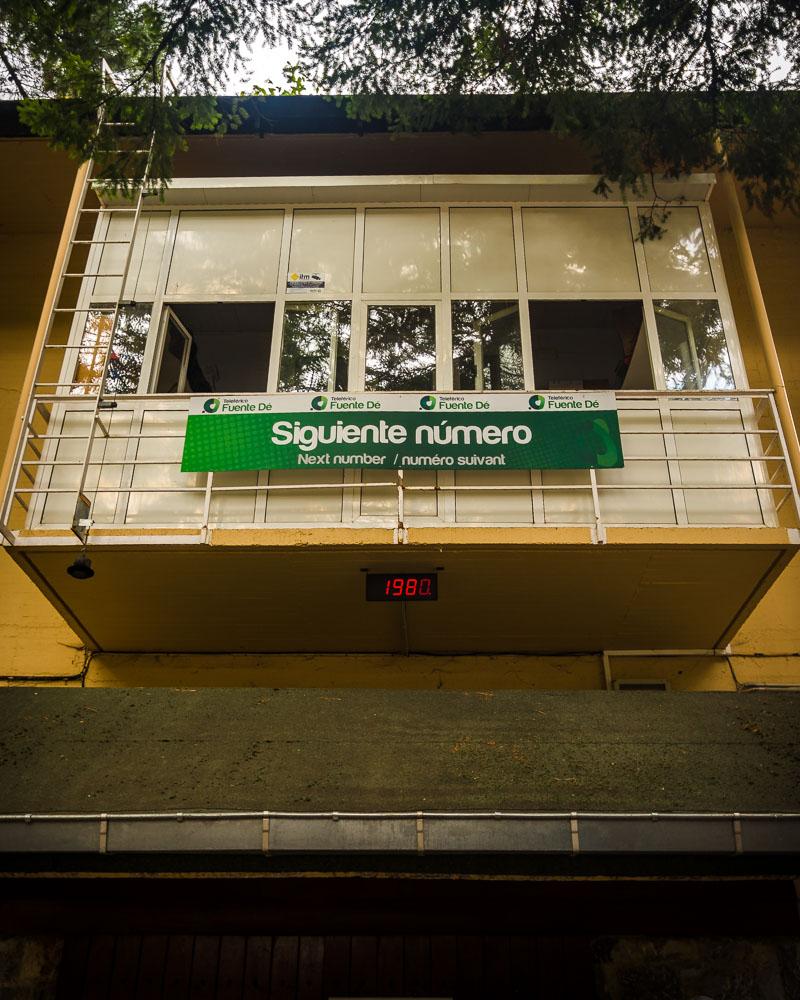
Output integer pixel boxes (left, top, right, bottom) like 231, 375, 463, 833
365, 573, 438, 601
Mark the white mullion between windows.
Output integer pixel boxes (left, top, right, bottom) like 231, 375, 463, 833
266, 208, 293, 393
698, 201, 748, 390
349, 208, 367, 392
512, 205, 535, 390
628, 205, 666, 391
140, 208, 178, 393
439, 208, 453, 391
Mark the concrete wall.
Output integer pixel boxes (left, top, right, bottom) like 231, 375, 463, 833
0, 135, 798, 688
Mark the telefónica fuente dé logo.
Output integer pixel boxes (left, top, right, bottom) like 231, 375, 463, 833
419, 395, 437, 411
311, 395, 328, 411
203, 398, 221, 413
529, 394, 546, 411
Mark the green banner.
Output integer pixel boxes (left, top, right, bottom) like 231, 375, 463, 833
181, 392, 623, 472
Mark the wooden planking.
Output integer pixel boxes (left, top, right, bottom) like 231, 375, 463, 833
110, 936, 142, 1000
322, 934, 350, 998
190, 934, 219, 1000
56, 935, 92, 998
216, 936, 246, 999
59, 932, 598, 997
377, 934, 404, 994
134, 935, 168, 999
161, 935, 194, 1000
242, 936, 273, 999
84, 934, 116, 1000
297, 935, 324, 1000
270, 935, 299, 1000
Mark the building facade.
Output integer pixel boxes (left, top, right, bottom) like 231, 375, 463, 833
1, 97, 799, 996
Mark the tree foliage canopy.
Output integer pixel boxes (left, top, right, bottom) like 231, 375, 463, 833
1, 0, 799, 216
298, 0, 800, 218
0, 0, 294, 192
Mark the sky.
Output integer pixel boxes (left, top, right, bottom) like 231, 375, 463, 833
225, 39, 313, 94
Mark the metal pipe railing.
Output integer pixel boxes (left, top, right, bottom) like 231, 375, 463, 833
3, 389, 799, 539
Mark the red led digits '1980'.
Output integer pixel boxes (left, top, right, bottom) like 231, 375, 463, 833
366, 573, 438, 601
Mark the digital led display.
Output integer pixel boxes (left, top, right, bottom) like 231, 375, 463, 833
365, 573, 438, 601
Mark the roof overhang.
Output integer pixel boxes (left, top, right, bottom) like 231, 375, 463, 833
126, 172, 716, 207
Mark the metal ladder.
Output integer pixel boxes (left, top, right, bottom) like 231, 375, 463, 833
1, 59, 164, 541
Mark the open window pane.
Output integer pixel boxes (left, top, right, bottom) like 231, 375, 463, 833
167, 211, 283, 296
71, 305, 151, 395
362, 209, 440, 293
288, 210, 355, 294
450, 208, 517, 292
641, 208, 714, 293
452, 300, 524, 390
523, 208, 639, 292
655, 300, 734, 389
278, 301, 351, 392
365, 305, 436, 391
529, 301, 653, 390
155, 303, 274, 393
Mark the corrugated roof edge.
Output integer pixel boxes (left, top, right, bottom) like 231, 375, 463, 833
0, 95, 553, 139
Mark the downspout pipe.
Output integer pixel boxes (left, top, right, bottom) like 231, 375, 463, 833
716, 166, 800, 489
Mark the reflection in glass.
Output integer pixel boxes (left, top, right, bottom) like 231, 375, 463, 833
450, 208, 517, 293
522, 208, 639, 293
655, 300, 734, 390
288, 211, 355, 294
529, 301, 652, 390
72, 305, 151, 394
640, 207, 714, 293
279, 301, 351, 392
363, 209, 441, 294
452, 301, 524, 390
365, 305, 436, 391
166, 211, 283, 296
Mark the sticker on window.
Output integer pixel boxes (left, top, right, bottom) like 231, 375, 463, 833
287, 270, 326, 289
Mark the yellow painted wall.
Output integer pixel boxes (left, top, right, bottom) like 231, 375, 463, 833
710, 192, 800, 667
0, 142, 85, 679
0, 138, 797, 688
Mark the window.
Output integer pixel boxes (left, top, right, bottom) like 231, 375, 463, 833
278, 301, 351, 392
363, 209, 441, 293
364, 305, 436, 390
529, 301, 652, 390
451, 301, 524, 390
450, 208, 517, 292
69, 194, 742, 398
154, 303, 274, 393
166, 211, 284, 296
72, 305, 152, 395
522, 208, 639, 292
654, 300, 734, 390
641, 208, 715, 293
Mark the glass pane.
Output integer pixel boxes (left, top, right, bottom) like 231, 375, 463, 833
278, 301, 351, 392
71, 305, 151, 395
523, 208, 639, 292
529, 301, 652, 390
362, 209, 440, 293
94, 213, 168, 301
450, 208, 517, 292
640, 207, 714, 292
365, 305, 436, 391
166, 211, 283, 296
155, 319, 188, 394
654, 300, 734, 389
288, 210, 355, 294
452, 300, 524, 390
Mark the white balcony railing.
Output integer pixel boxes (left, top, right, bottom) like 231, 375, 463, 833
3, 390, 799, 543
